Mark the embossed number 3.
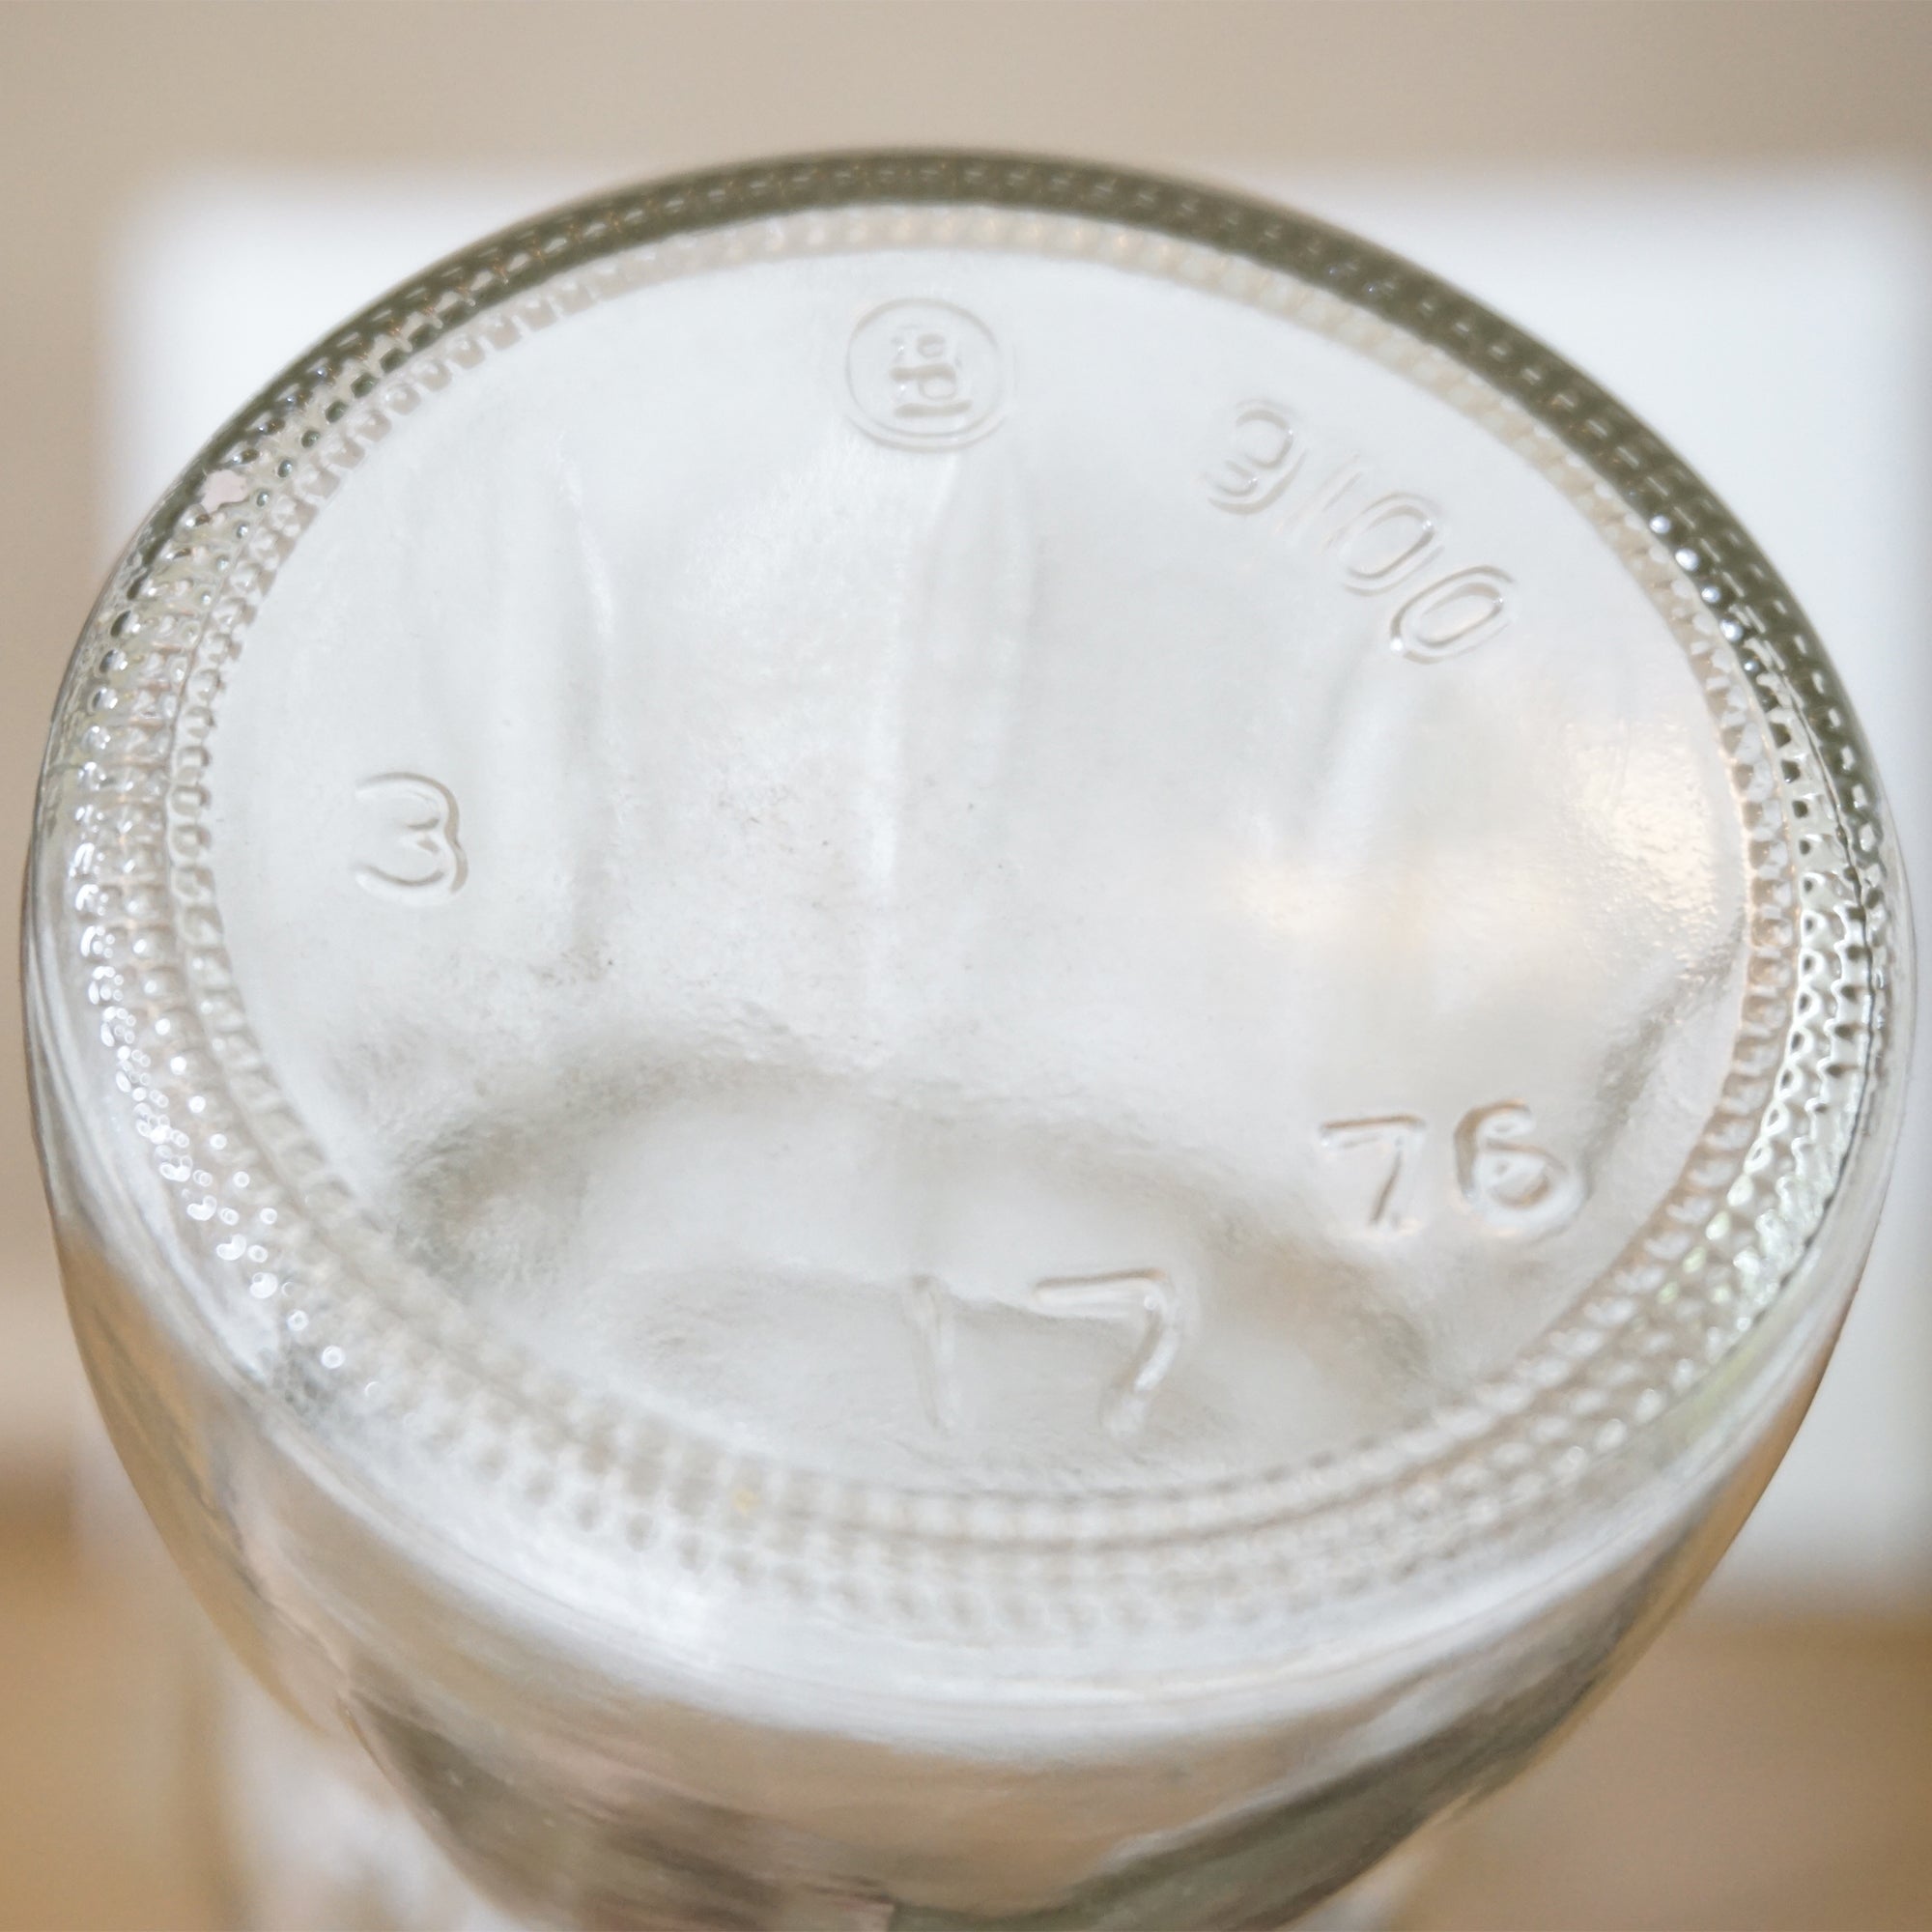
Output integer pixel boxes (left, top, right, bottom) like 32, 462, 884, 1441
355, 773, 468, 903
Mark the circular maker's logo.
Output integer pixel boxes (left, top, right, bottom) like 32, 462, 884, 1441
846, 299, 1007, 450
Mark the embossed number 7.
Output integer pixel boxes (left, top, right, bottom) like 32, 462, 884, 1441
1315, 1115, 1428, 1232
1027, 1269, 1191, 1440
906, 1268, 1192, 1440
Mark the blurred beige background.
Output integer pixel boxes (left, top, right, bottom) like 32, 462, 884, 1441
3, 5, 1931, 1928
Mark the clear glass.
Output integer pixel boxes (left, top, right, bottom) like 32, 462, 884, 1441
24, 155, 1914, 1928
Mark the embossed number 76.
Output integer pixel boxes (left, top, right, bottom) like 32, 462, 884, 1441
1318, 1101, 1582, 1236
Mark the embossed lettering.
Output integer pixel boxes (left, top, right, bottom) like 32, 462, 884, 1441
890, 330, 973, 421
902, 1266, 1192, 1439
903, 1271, 959, 1431
1027, 1269, 1191, 1439
1392, 566, 1515, 662
1204, 397, 1513, 658
355, 773, 467, 902
1333, 493, 1442, 594
846, 300, 1007, 450
1454, 1101, 1582, 1235
1320, 1101, 1581, 1237
1316, 1114, 1428, 1232
1204, 401, 1300, 513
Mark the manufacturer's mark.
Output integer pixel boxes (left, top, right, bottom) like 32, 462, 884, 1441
846, 299, 1007, 450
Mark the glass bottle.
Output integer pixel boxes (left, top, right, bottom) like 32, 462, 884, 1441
25, 154, 1914, 1929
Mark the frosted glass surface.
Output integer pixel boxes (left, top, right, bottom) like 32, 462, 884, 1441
206, 241, 1744, 1495
103, 168, 1932, 1608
